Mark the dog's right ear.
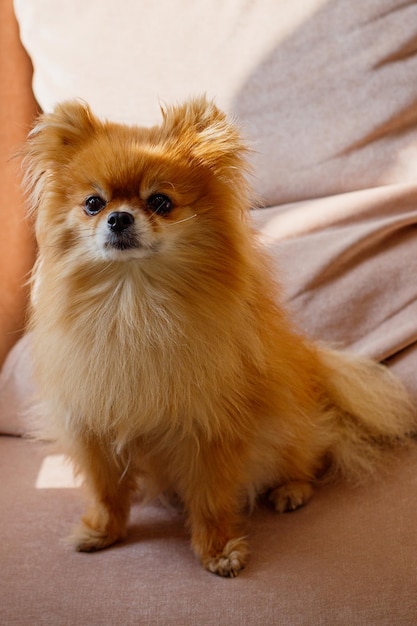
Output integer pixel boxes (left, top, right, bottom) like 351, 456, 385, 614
23, 101, 98, 216
26, 100, 97, 164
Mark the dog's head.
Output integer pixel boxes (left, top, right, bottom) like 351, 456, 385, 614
24, 98, 251, 265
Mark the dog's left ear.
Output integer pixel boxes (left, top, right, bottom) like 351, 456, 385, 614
161, 97, 249, 173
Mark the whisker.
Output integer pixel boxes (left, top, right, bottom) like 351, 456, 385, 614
165, 214, 197, 227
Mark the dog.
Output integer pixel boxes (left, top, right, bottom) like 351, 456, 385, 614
23, 97, 415, 576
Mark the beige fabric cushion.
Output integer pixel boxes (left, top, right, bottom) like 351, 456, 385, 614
14, 0, 417, 204
253, 184, 417, 362
0, 333, 35, 435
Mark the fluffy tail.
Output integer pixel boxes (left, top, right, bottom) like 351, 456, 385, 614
318, 346, 416, 483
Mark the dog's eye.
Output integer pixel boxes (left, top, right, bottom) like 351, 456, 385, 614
84, 195, 107, 215
147, 193, 173, 216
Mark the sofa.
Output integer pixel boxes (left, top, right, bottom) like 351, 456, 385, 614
2, 0, 417, 623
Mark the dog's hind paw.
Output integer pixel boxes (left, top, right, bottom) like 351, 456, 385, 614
269, 481, 314, 514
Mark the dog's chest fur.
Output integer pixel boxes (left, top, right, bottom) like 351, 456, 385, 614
34, 260, 251, 445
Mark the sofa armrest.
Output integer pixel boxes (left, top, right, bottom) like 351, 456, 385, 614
0, 0, 39, 370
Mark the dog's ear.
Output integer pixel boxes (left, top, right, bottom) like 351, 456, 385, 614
23, 101, 98, 216
160, 97, 249, 174
26, 100, 97, 163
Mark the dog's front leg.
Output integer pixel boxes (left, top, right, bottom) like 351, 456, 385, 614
189, 506, 249, 578
68, 436, 135, 552
182, 439, 249, 577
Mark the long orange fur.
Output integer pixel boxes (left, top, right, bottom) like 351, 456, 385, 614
24, 98, 415, 576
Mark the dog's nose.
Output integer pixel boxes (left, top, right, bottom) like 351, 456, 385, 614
107, 211, 135, 233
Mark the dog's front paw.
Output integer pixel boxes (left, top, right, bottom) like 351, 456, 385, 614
202, 537, 249, 578
69, 521, 126, 553
269, 481, 314, 514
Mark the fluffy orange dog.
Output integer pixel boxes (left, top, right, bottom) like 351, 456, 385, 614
24, 98, 414, 577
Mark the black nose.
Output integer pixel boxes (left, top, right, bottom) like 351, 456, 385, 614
107, 211, 134, 233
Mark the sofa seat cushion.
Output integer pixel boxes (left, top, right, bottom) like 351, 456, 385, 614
1, 435, 417, 624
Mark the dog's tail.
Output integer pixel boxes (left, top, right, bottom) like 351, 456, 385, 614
318, 346, 416, 483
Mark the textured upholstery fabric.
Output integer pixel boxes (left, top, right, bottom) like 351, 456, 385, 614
2, 436, 417, 625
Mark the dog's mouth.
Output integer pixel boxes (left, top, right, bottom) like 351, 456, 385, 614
101, 230, 160, 260
105, 232, 139, 251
